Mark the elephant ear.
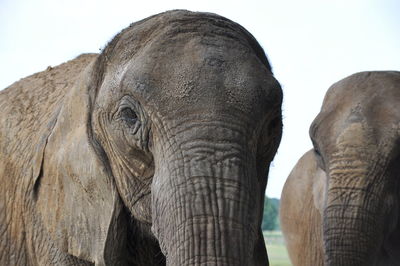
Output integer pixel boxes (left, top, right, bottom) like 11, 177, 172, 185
34, 60, 127, 264
311, 155, 327, 216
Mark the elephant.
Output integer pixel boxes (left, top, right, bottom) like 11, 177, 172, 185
280, 71, 400, 266
0, 10, 283, 266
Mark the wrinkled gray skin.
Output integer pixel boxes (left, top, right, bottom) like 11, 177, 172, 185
0, 10, 282, 266
281, 71, 400, 266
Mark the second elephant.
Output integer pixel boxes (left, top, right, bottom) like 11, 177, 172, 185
281, 71, 400, 266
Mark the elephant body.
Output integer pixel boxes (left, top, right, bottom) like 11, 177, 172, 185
0, 54, 98, 265
0, 10, 282, 265
281, 71, 400, 266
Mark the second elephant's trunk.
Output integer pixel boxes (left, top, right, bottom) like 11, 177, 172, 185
323, 156, 388, 266
324, 199, 383, 265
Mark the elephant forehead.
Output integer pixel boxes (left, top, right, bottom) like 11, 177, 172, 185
119, 42, 277, 119
322, 71, 400, 113
313, 71, 400, 153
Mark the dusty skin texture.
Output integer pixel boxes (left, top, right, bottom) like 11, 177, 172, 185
0, 10, 282, 266
280, 71, 400, 266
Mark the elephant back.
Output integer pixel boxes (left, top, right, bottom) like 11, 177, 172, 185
0, 53, 97, 182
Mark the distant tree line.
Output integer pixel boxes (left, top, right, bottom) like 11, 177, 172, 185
262, 196, 280, 231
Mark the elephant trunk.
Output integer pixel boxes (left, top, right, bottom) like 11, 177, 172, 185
151, 123, 262, 265
323, 155, 387, 266
323, 200, 383, 265
164, 177, 254, 265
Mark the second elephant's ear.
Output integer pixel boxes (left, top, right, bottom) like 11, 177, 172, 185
34, 60, 127, 264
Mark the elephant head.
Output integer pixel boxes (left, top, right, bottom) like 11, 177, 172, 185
309, 71, 400, 265
31, 10, 282, 265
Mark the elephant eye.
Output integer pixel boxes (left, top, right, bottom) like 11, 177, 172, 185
314, 147, 321, 157
121, 107, 138, 124
313, 147, 326, 171
115, 97, 143, 136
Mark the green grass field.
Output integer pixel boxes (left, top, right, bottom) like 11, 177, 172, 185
263, 231, 292, 266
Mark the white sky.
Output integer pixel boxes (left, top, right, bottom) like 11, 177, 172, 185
1, 0, 399, 198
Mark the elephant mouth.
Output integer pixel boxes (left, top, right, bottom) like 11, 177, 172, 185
129, 190, 152, 224
132, 191, 151, 206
